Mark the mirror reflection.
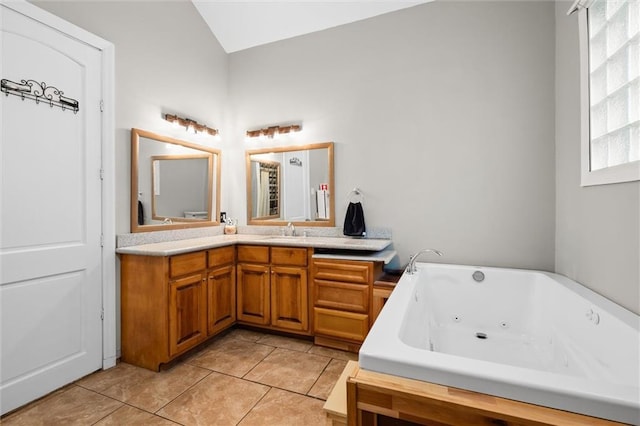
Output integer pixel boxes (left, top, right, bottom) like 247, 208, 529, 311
246, 142, 334, 226
250, 160, 281, 219
151, 155, 212, 221
131, 128, 221, 233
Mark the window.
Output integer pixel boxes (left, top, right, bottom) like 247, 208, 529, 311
573, 0, 640, 185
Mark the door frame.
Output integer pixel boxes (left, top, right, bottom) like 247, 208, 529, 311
2, 0, 117, 369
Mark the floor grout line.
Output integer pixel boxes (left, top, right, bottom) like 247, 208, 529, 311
4, 330, 356, 425
150, 368, 214, 416
305, 357, 333, 396
234, 383, 273, 425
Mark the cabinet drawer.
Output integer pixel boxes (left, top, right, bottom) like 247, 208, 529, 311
170, 251, 206, 278
314, 280, 369, 313
271, 247, 307, 266
208, 246, 235, 268
237, 245, 270, 264
312, 260, 372, 284
313, 307, 369, 342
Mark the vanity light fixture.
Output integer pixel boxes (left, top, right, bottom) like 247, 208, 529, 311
164, 113, 219, 136
246, 124, 301, 139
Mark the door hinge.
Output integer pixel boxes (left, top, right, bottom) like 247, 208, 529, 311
99, 100, 104, 112
100, 168, 104, 180
100, 308, 104, 321
100, 234, 104, 247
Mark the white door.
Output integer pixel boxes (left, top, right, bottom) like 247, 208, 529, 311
283, 151, 310, 221
0, 4, 104, 415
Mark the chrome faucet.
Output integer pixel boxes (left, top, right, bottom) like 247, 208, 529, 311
287, 222, 296, 237
406, 248, 443, 274
163, 218, 173, 224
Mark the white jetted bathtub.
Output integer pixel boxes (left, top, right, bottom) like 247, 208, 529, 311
359, 263, 640, 424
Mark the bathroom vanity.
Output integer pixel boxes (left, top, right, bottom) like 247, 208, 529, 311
117, 234, 394, 371
236, 244, 310, 332
312, 258, 383, 352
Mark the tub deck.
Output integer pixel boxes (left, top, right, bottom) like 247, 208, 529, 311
346, 363, 627, 426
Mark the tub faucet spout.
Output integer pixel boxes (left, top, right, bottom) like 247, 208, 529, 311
406, 249, 443, 274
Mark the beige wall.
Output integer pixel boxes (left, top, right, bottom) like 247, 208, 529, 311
32, 1, 638, 323
34, 0, 229, 235
555, 2, 640, 314
34, 0, 229, 352
228, 1, 557, 271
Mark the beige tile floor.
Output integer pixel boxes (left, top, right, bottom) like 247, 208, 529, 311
2, 328, 357, 426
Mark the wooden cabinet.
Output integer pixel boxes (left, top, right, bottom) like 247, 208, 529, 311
271, 265, 308, 331
120, 241, 385, 369
237, 263, 270, 325
314, 307, 369, 342
168, 251, 207, 357
170, 251, 206, 277
169, 272, 207, 357
371, 274, 400, 324
121, 245, 235, 371
312, 259, 383, 351
206, 246, 236, 336
237, 245, 310, 334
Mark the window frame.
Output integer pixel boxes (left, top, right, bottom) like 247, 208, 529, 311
577, 1, 640, 186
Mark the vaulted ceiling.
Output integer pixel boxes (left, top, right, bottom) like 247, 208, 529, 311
192, 1, 433, 53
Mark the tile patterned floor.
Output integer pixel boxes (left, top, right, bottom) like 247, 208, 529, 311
1, 328, 357, 425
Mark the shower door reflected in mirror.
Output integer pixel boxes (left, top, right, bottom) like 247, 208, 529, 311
251, 160, 280, 220
131, 128, 221, 233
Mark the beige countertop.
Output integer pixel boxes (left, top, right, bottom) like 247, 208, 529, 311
115, 233, 393, 257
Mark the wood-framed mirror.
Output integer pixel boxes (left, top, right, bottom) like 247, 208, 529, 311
131, 128, 221, 232
246, 142, 334, 227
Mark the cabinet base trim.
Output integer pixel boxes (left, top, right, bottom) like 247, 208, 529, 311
314, 336, 361, 353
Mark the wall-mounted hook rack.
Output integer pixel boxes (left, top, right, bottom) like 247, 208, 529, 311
1, 78, 79, 114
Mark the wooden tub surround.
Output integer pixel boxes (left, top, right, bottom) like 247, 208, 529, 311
342, 364, 627, 426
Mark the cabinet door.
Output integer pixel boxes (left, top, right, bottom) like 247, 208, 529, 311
237, 263, 270, 325
207, 265, 236, 336
169, 273, 207, 356
271, 266, 308, 331
372, 287, 393, 325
